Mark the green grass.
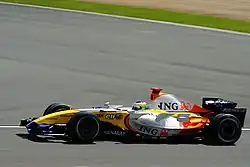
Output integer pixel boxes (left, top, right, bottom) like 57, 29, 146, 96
2, 0, 250, 33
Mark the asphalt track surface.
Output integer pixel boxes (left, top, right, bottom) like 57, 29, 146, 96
1, 3, 250, 167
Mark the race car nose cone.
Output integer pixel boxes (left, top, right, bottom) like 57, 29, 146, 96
26, 121, 38, 129
20, 120, 26, 126
20, 118, 32, 126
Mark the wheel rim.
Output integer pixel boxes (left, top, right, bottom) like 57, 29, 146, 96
76, 117, 99, 141
218, 119, 239, 142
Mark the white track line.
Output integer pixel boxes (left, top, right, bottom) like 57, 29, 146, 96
0, 125, 250, 131
0, 1, 250, 130
0, 1, 250, 37
0, 125, 25, 128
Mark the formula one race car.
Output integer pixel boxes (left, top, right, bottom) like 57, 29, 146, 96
20, 87, 247, 145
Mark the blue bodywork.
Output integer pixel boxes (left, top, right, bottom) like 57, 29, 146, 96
26, 121, 66, 136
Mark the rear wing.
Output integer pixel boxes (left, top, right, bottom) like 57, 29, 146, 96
202, 97, 247, 127
202, 97, 238, 110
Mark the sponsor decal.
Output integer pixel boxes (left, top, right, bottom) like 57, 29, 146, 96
104, 130, 126, 136
104, 114, 122, 120
180, 100, 192, 110
177, 114, 190, 122
139, 125, 159, 136
160, 129, 168, 136
168, 129, 180, 135
160, 129, 180, 136
158, 102, 179, 110
96, 114, 104, 118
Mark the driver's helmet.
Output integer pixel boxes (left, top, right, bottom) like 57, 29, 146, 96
132, 100, 148, 111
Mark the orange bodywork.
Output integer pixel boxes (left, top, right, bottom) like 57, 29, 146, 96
148, 87, 212, 134
150, 87, 210, 113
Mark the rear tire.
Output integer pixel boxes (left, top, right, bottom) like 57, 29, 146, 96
43, 103, 71, 116
66, 112, 102, 144
204, 113, 242, 145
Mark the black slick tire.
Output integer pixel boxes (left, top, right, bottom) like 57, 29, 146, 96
204, 113, 242, 145
66, 112, 102, 144
43, 103, 71, 116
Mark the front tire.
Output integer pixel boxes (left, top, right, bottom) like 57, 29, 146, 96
66, 112, 102, 144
